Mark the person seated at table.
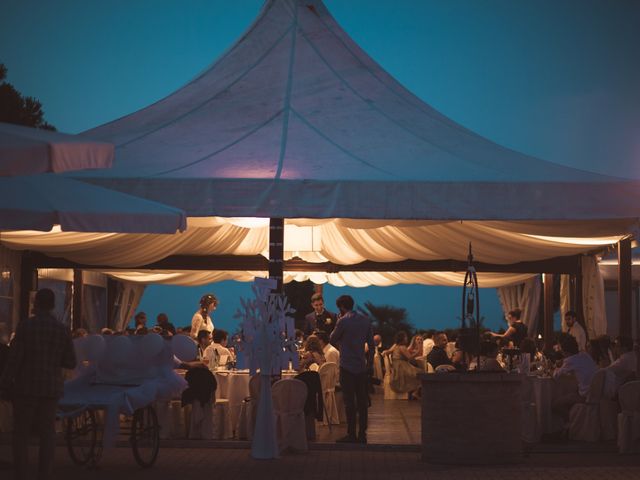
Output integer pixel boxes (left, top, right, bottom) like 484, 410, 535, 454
298, 335, 326, 372
196, 329, 213, 362
588, 335, 613, 368
155, 312, 176, 336
552, 333, 597, 422
426, 331, 453, 370
294, 329, 305, 349
316, 331, 340, 365
489, 309, 528, 348
204, 329, 235, 369
385, 331, 422, 399
476, 340, 505, 372
408, 334, 424, 358
604, 336, 637, 396
133, 311, 147, 333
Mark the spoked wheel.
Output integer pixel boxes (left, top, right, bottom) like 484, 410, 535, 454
65, 409, 97, 466
131, 406, 159, 468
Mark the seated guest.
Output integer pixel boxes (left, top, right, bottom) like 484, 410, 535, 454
552, 333, 597, 421
422, 330, 435, 357
134, 311, 147, 333
588, 335, 613, 368
204, 329, 234, 368
605, 336, 637, 394
427, 332, 453, 369
294, 329, 305, 349
196, 330, 213, 362
489, 309, 528, 348
156, 312, 176, 336
408, 334, 424, 358
298, 335, 326, 372
316, 331, 340, 364
385, 331, 422, 398
477, 341, 505, 372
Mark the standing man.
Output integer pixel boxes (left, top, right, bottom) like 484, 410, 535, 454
565, 310, 587, 352
0, 288, 76, 480
330, 295, 374, 444
303, 293, 337, 336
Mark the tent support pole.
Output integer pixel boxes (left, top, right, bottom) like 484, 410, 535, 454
618, 238, 632, 338
106, 277, 118, 330
543, 273, 554, 350
72, 269, 83, 331
269, 218, 284, 293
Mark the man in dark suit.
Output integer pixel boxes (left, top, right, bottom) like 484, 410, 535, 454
427, 331, 453, 370
302, 293, 337, 336
0, 288, 76, 480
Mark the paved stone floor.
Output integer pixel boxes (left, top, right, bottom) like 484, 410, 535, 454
2, 446, 638, 480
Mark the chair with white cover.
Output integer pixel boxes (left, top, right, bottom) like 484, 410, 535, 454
383, 353, 402, 400
318, 362, 339, 425
617, 381, 640, 453
569, 369, 617, 441
237, 374, 261, 440
271, 378, 308, 453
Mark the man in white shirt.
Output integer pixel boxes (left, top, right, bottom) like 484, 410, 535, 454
203, 329, 234, 368
552, 333, 597, 422
422, 331, 435, 357
564, 310, 587, 352
317, 331, 340, 365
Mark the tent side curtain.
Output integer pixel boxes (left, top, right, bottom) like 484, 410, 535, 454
497, 276, 542, 337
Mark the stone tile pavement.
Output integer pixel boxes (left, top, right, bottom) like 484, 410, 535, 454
2, 445, 639, 480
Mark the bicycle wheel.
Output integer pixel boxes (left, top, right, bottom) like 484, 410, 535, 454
131, 406, 159, 468
65, 409, 97, 466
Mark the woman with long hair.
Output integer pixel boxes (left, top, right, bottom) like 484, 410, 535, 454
190, 293, 218, 339
298, 335, 326, 372
385, 331, 422, 399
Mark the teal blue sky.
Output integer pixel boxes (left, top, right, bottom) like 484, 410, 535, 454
2, 1, 638, 332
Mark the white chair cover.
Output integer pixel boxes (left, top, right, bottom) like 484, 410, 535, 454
271, 378, 308, 453
383, 354, 402, 400
569, 369, 617, 442
188, 399, 214, 440
617, 380, 640, 453
318, 362, 340, 425
213, 398, 234, 440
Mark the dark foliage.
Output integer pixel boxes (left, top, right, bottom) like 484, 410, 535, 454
358, 301, 414, 348
0, 63, 55, 130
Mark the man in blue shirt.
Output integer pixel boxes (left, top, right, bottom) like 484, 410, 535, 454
330, 295, 374, 444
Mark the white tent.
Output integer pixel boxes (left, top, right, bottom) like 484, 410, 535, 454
2, 0, 638, 290
71, 0, 640, 225
0, 122, 113, 176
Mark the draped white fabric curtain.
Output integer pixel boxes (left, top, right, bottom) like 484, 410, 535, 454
496, 275, 542, 336
582, 256, 607, 338
112, 282, 146, 331
560, 274, 571, 332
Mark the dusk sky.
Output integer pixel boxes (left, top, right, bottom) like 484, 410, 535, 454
1, 0, 638, 333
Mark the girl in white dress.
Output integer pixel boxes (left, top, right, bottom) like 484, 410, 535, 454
190, 293, 218, 338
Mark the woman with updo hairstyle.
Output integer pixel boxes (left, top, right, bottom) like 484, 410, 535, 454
190, 293, 218, 339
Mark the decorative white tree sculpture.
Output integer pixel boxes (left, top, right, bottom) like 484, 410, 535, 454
235, 277, 297, 459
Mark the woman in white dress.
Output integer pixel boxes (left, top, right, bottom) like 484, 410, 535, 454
190, 293, 218, 338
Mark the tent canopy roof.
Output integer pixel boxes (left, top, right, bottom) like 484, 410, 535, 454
73, 0, 640, 221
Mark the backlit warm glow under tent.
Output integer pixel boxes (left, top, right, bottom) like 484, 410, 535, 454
1, 0, 638, 336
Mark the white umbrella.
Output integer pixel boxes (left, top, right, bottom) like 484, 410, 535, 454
0, 174, 186, 233
0, 122, 113, 176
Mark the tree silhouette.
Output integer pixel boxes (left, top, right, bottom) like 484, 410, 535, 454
0, 63, 55, 130
358, 301, 415, 348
